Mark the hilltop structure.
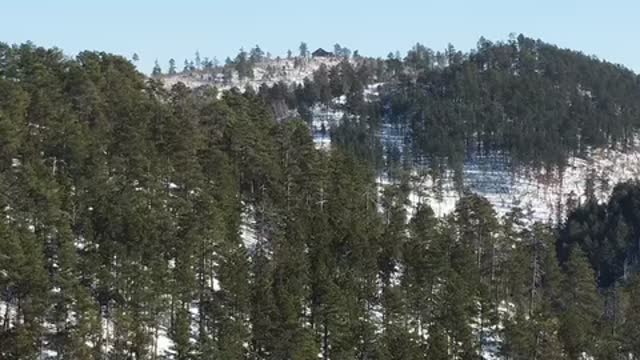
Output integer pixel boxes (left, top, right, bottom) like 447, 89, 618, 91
312, 48, 333, 57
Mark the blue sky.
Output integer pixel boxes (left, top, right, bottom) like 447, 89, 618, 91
2, 0, 639, 73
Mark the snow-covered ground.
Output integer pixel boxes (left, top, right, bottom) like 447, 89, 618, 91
240, 203, 258, 249
311, 103, 344, 149
160, 56, 342, 92
383, 143, 640, 223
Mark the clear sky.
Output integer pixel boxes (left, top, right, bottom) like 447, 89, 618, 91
3, 0, 639, 74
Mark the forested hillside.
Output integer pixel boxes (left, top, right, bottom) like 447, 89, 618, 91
382, 36, 640, 168
162, 35, 640, 171
1, 39, 640, 360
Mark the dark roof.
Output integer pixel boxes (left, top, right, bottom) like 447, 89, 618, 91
312, 48, 333, 57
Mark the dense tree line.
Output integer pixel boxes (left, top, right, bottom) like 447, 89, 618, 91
2, 41, 640, 360
380, 35, 640, 170
252, 35, 640, 175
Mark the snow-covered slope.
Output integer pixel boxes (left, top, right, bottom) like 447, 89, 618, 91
159, 56, 341, 91
313, 99, 640, 224
398, 145, 640, 222
309, 91, 640, 222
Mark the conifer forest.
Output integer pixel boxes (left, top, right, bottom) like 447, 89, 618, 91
2, 35, 640, 359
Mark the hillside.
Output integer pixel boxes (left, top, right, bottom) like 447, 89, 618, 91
158, 37, 640, 222
160, 56, 342, 92
2, 38, 640, 359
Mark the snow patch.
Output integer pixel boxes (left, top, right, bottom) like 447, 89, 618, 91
311, 103, 344, 149
241, 204, 258, 249
381, 142, 640, 223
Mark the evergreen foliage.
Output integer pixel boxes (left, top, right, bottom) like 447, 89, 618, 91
0, 39, 639, 360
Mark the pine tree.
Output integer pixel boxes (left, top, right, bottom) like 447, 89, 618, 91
315, 151, 381, 360
559, 247, 602, 360
152, 59, 162, 76
0, 224, 49, 359
403, 203, 445, 341
501, 312, 536, 359
4, 38, 640, 360
312, 64, 332, 104
621, 274, 640, 357
249, 244, 276, 359
426, 321, 449, 360
259, 120, 319, 359
195, 50, 201, 70
378, 180, 416, 358
299, 42, 308, 58
454, 193, 500, 354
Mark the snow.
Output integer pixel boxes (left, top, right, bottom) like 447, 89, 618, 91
155, 325, 174, 357
101, 315, 114, 353
0, 301, 19, 334
149, 303, 202, 357
167, 182, 179, 190
139, 59, 640, 359
0, 301, 6, 322
41, 349, 58, 359
333, 94, 347, 105
314, 136, 332, 150
477, 301, 515, 360
189, 303, 200, 342
311, 103, 344, 149
577, 84, 593, 99
377, 141, 640, 224
305, 76, 640, 222
240, 203, 258, 249
464, 144, 640, 221
160, 56, 343, 93
74, 236, 88, 250
364, 82, 384, 101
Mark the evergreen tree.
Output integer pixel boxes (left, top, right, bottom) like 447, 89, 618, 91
621, 274, 640, 357
195, 50, 201, 70
299, 42, 308, 58
2, 38, 640, 360
559, 247, 602, 360
152, 59, 162, 76
403, 203, 445, 341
